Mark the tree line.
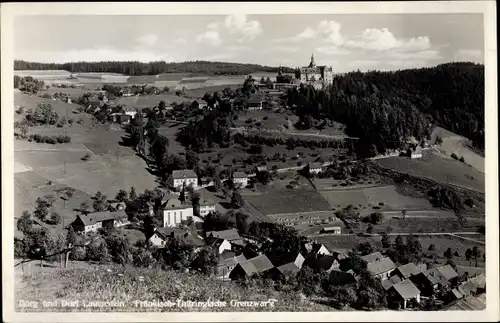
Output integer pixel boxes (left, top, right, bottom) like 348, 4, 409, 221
14, 60, 294, 76
285, 62, 485, 156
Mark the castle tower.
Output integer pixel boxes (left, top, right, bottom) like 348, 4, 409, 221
308, 53, 316, 68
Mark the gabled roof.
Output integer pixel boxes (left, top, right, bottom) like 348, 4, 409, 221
361, 252, 384, 263
391, 279, 421, 300
314, 255, 339, 271
445, 293, 486, 311
248, 254, 274, 273
423, 267, 451, 286
200, 199, 215, 207
366, 257, 397, 276
237, 260, 259, 276
161, 198, 186, 210
172, 169, 197, 179
436, 264, 459, 281
77, 210, 128, 226
458, 274, 486, 295
277, 262, 300, 276
266, 252, 304, 267
233, 171, 248, 178
396, 263, 422, 279
207, 229, 241, 242
183, 231, 205, 248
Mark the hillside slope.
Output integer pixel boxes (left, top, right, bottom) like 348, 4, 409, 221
15, 263, 336, 312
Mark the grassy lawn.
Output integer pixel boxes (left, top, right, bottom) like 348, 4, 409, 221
376, 151, 485, 193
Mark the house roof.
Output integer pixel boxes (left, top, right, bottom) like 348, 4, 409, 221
266, 252, 304, 267
211, 237, 229, 248
221, 250, 236, 259
366, 257, 397, 276
391, 279, 421, 300
154, 227, 186, 240
277, 262, 300, 276
382, 279, 394, 291
238, 260, 259, 276
183, 231, 205, 248
396, 263, 422, 279
445, 293, 486, 311
249, 254, 274, 273
161, 198, 187, 210
200, 199, 215, 207
423, 267, 450, 286
256, 166, 268, 172
172, 169, 197, 179
233, 171, 248, 178
436, 264, 459, 281
451, 288, 464, 299
207, 229, 241, 242
361, 251, 384, 263
78, 210, 128, 226
315, 255, 339, 271
458, 274, 486, 295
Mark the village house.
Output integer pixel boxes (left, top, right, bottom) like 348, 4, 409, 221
391, 263, 424, 280
206, 228, 245, 248
266, 252, 305, 269
72, 210, 130, 233
365, 257, 397, 281
426, 264, 459, 286
123, 106, 138, 119
304, 254, 340, 273
320, 226, 342, 235
229, 254, 274, 280
457, 273, 486, 297
382, 274, 403, 291
302, 242, 332, 256
157, 198, 194, 227
172, 169, 198, 191
274, 262, 301, 281
214, 252, 247, 280
307, 162, 324, 175
199, 199, 216, 217
119, 114, 132, 125
147, 227, 186, 247
360, 251, 384, 263
232, 171, 249, 188
410, 270, 447, 296
388, 279, 421, 309
193, 99, 209, 110
210, 238, 233, 254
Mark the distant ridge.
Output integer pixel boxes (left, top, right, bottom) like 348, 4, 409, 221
14, 60, 295, 76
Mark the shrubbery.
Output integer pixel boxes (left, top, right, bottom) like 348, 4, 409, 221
32, 134, 71, 144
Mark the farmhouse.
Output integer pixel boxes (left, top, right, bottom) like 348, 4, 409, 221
308, 162, 324, 175
214, 252, 247, 280
304, 254, 340, 273
266, 252, 305, 269
199, 199, 216, 217
302, 242, 332, 256
388, 279, 421, 309
210, 238, 233, 254
410, 271, 447, 296
206, 228, 245, 247
147, 227, 186, 247
233, 172, 249, 188
229, 254, 274, 280
72, 210, 129, 233
360, 251, 384, 263
255, 165, 268, 173
158, 198, 194, 227
457, 273, 486, 297
172, 169, 198, 190
425, 264, 459, 286
391, 263, 423, 280
366, 257, 397, 281
194, 100, 209, 110
320, 226, 341, 235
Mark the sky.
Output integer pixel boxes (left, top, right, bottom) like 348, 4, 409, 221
14, 14, 484, 72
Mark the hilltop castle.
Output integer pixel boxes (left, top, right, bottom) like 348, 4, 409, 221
294, 53, 334, 89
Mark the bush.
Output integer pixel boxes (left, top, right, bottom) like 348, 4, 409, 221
459, 156, 465, 162
451, 153, 458, 160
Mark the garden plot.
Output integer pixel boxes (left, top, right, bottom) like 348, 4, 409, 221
244, 189, 330, 216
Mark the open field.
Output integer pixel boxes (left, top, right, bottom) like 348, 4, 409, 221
319, 184, 433, 211
15, 92, 83, 121
243, 189, 330, 216
376, 151, 485, 193
134, 94, 191, 109
314, 235, 383, 253
431, 127, 485, 173
184, 84, 241, 98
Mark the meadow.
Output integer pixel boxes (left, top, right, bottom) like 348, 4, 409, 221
376, 151, 485, 193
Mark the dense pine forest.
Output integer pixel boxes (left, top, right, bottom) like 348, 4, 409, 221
14, 60, 294, 76
285, 62, 485, 156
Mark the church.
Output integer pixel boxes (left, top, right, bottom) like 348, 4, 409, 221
295, 54, 333, 89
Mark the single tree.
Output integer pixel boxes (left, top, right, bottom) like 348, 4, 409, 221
381, 233, 390, 248
50, 212, 61, 225
129, 186, 138, 201
231, 191, 245, 209
17, 211, 33, 234
465, 248, 473, 266
115, 189, 128, 202
444, 247, 453, 259
428, 244, 436, 252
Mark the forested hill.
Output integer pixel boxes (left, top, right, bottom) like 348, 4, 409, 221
286, 62, 484, 157
14, 60, 294, 76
